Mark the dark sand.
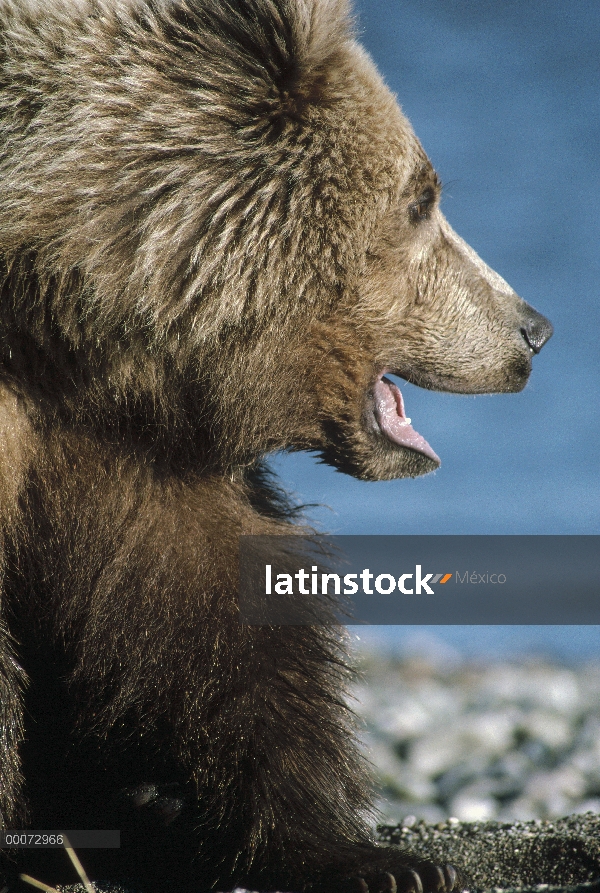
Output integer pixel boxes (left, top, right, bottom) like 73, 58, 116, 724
52, 813, 600, 893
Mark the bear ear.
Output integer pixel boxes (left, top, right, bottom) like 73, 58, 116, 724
279, 0, 355, 120
178, 0, 355, 125
138, 0, 354, 133
293, 0, 354, 70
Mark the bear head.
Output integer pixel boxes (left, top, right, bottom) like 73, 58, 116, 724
0, 0, 552, 480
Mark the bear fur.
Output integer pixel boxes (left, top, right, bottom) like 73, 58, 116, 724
0, 0, 552, 891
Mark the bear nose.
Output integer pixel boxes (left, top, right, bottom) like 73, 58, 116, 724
519, 303, 553, 354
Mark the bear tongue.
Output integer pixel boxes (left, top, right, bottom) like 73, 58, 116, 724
373, 377, 440, 464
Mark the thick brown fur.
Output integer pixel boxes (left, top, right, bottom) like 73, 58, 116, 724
0, 1, 551, 891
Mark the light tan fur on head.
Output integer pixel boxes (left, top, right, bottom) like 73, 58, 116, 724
0, 0, 550, 482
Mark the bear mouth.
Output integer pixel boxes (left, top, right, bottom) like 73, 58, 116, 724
370, 373, 440, 465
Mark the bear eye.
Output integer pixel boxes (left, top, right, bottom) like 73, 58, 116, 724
409, 188, 434, 223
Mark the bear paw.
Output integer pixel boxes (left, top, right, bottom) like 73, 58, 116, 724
308, 855, 462, 893
349, 863, 459, 893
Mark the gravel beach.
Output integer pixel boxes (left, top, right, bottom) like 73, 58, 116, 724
352, 649, 600, 826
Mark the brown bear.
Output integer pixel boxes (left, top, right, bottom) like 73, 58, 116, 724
0, 0, 551, 891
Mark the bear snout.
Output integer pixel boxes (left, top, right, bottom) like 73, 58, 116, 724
519, 303, 554, 354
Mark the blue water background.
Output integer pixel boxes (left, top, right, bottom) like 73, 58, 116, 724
269, 0, 600, 660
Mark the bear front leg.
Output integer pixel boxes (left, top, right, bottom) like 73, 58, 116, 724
99, 624, 462, 893
15, 457, 463, 892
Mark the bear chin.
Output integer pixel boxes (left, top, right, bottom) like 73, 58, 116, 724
322, 438, 440, 482
361, 443, 441, 481
355, 443, 440, 482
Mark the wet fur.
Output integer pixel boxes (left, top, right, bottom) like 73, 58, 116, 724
0, 0, 551, 890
